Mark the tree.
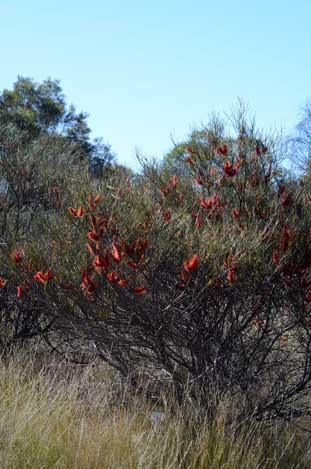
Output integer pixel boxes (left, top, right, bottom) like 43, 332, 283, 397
0, 76, 115, 170
290, 100, 311, 172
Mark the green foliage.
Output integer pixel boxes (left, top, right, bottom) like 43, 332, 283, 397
0, 76, 115, 170
0, 77, 65, 136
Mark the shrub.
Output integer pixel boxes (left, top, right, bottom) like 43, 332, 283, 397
3, 109, 311, 421
0, 124, 90, 348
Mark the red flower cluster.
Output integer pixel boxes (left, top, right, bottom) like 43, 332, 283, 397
81, 267, 96, 296
17, 285, 23, 299
68, 206, 85, 218
93, 252, 110, 274
224, 256, 238, 284
273, 250, 279, 266
134, 286, 147, 294
12, 250, 23, 264
200, 194, 223, 211
87, 193, 102, 212
34, 268, 53, 285
177, 254, 199, 289
216, 144, 228, 156
163, 208, 172, 223
184, 254, 199, 273
78, 202, 149, 296
111, 242, 122, 264
223, 161, 237, 177
159, 175, 179, 198
185, 155, 194, 166
232, 208, 241, 219
184, 146, 195, 166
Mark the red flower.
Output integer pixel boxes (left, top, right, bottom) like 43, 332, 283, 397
81, 278, 95, 294
194, 177, 203, 186
216, 144, 228, 156
176, 283, 186, 290
195, 213, 203, 230
86, 242, 97, 255
185, 146, 195, 154
128, 260, 139, 270
12, 250, 23, 264
81, 267, 95, 294
17, 285, 23, 299
159, 187, 168, 198
224, 256, 238, 273
283, 225, 291, 240
223, 161, 237, 177
94, 193, 102, 203
273, 250, 279, 266
111, 243, 122, 264
170, 175, 178, 189
93, 253, 110, 274
227, 270, 237, 283
184, 254, 199, 273
68, 206, 85, 218
34, 268, 53, 284
107, 271, 120, 283
163, 209, 172, 223
181, 272, 190, 283
185, 156, 194, 166
134, 286, 147, 294
232, 209, 241, 219
0, 277, 7, 289
280, 225, 292, 252
200, 197, 213, 210
135, 238, 148, 254
305, 291, 311, 302
118, 279, 127, 286
280, 335, 288, 343
87, 230, 100, 243
76, 206, 84, 218
87, 193, 101, 211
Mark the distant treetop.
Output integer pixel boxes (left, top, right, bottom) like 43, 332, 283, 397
0, 76, 115, 172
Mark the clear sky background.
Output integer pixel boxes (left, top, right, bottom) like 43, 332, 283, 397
1, 1, 310, 168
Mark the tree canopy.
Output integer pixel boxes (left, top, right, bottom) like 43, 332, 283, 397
0, 76, 115, 170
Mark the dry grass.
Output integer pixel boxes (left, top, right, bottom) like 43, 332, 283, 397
0, 350, 310, 468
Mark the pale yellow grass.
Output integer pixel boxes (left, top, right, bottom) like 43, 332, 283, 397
0, 350, 310, 468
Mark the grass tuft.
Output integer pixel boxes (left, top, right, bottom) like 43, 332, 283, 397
0, 351, 310, 468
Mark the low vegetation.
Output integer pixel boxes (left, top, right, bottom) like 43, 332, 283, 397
1, 78, 311, 465
0, 349, 311, 468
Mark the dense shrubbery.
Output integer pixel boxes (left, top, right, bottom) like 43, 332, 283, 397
1, 105, 311, 421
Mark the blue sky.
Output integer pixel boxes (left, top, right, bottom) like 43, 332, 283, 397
1, 1, 311, 168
